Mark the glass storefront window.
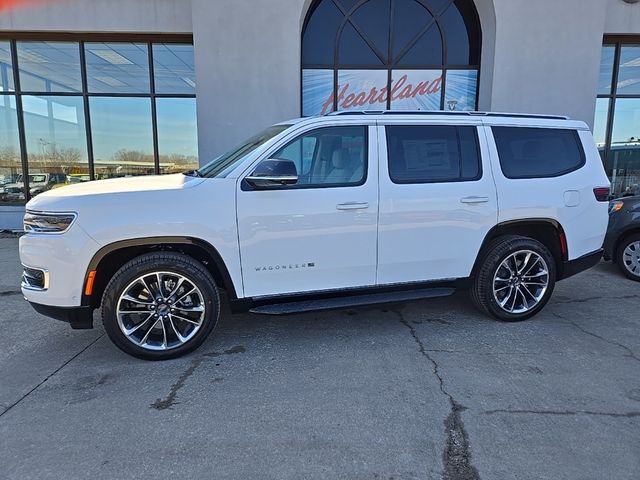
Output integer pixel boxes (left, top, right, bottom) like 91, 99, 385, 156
609, 98, 640, 197
336, 69, 388, 112
598, 45, 615, 95
390, 70, 442, 111
302, 69, 334, 116
0, 37, 198, 212
0, 41, 14, 92
156, 98, 199, 173
444, 70, 477, 112
617, 45, 640, 95
597, 40, 640, 198
16, 41, 82, 93
153, 43, 196, 94
0, 94, 24, 205
302, 0, 480, 114
22, 96, 89, 193
90, 97, 154, 178
593, 98, 610, 162
85, 42, 150, 94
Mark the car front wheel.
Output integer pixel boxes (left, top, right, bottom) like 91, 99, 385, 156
101, 252, 220, 360
471, 235, 556, 322
616, 233, 640, 282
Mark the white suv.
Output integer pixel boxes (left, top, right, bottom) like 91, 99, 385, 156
19, 112, 610, 360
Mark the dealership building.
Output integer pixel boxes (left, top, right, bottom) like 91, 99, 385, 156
1, 0, 640, 229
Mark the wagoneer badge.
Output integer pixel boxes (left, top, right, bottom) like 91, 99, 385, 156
255, 263, 316, 272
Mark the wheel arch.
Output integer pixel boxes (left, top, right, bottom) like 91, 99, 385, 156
472, 219, 567, 280
83, 237, 238, 308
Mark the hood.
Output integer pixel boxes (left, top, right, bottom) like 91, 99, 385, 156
27, 174, 205, 211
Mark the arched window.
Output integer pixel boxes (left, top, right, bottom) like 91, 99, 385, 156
302, 0, 481, 116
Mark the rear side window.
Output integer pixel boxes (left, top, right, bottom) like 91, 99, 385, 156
492, 127, 585, 179
386, 125, 481, 184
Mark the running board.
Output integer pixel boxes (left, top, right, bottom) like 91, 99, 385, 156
249, 287, 456, 315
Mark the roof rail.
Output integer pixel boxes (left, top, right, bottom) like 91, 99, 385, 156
324, 110, 570, 121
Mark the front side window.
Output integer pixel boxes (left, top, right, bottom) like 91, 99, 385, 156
492, 127, 585, 179
386, 125, 480, 183
271, 126, 367, 187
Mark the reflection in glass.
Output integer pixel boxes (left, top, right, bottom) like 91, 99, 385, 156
22, 96, 89, 195
617, 45, 640, 95
609, 98, 640, 197
336, 70, 388, 111
593, 98, 610, 163
0, 94, 24, 204
156, 98, 199, 173
85, 42, 150, 94
303, 69, 334, 116
598, 45, 615, 95
153, 44, 196, 94
89, 97, 154, 178
444, 70, 477, 111
0, 41, 14, 92
390, 70, 442, 111
17, 41, 82, 93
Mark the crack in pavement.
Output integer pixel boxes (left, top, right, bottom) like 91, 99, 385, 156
0, 333, 105, 419
484, 409, 640, 418
554, 313, 640, 364
150, 346, 246, 411
553, 294, 640, 305
395, 309, 481, 480
0, 290, 22, 297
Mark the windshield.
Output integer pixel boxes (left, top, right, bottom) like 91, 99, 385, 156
198, 124, 292, 178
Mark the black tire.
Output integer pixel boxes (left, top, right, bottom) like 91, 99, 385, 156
471, 235, 556, 322
615, 233, 640, 282
101, 252, 220, 360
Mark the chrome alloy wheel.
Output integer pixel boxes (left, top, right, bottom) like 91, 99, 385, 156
492, 250, 549, 315
116, 271, 206, 351
622, 241, 640, 277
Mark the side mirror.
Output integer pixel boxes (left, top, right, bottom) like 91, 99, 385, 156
245, 159, 298, 189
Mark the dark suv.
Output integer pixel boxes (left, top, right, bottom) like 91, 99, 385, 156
604, 196, 640, 281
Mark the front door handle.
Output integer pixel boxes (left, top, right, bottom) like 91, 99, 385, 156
337, 202, 370, 211
460, 196, 490, 204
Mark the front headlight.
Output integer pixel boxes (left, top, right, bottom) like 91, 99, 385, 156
609, 201, 624, 214
23, 211, 77, 233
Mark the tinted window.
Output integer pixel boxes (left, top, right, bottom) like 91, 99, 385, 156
492, 127, 585, 179
271, 126, 367, 187
17, 41, 82, 93
386, 125, 480, 183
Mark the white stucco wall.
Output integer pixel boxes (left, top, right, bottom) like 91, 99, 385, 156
606, 0, 640, 33
487, 0, 608, 127
191, 0, 304, 162
0, 0, 192, 32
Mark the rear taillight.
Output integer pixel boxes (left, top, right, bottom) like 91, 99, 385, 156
593, 187, 610, 202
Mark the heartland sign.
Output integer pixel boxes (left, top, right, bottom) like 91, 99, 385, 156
320, 73, 443, 115
302, 69, 478, 116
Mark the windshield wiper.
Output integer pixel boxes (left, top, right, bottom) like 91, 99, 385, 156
183, 170, 203, 178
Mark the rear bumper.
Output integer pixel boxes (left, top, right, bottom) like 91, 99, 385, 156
559, 249, 603, 280
29, 302, 94, 330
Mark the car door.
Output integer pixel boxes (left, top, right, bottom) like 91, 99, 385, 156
376, 120, 498, 284
236, 123, 379, 298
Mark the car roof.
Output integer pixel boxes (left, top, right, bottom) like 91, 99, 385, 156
282, 111, 589, 131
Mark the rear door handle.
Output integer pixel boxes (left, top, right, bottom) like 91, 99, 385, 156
337, 202, 370, 210
460, 196, 490, 204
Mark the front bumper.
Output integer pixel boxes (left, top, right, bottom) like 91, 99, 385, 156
559, 249, 603, 280
29, 302, 95, 329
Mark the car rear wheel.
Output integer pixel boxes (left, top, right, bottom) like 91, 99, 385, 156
616, 233, 640, 282
101, 252, 220, 360
471, 235, 556, 321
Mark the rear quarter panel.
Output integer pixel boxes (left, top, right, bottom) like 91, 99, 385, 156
483, 123, 609, 260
